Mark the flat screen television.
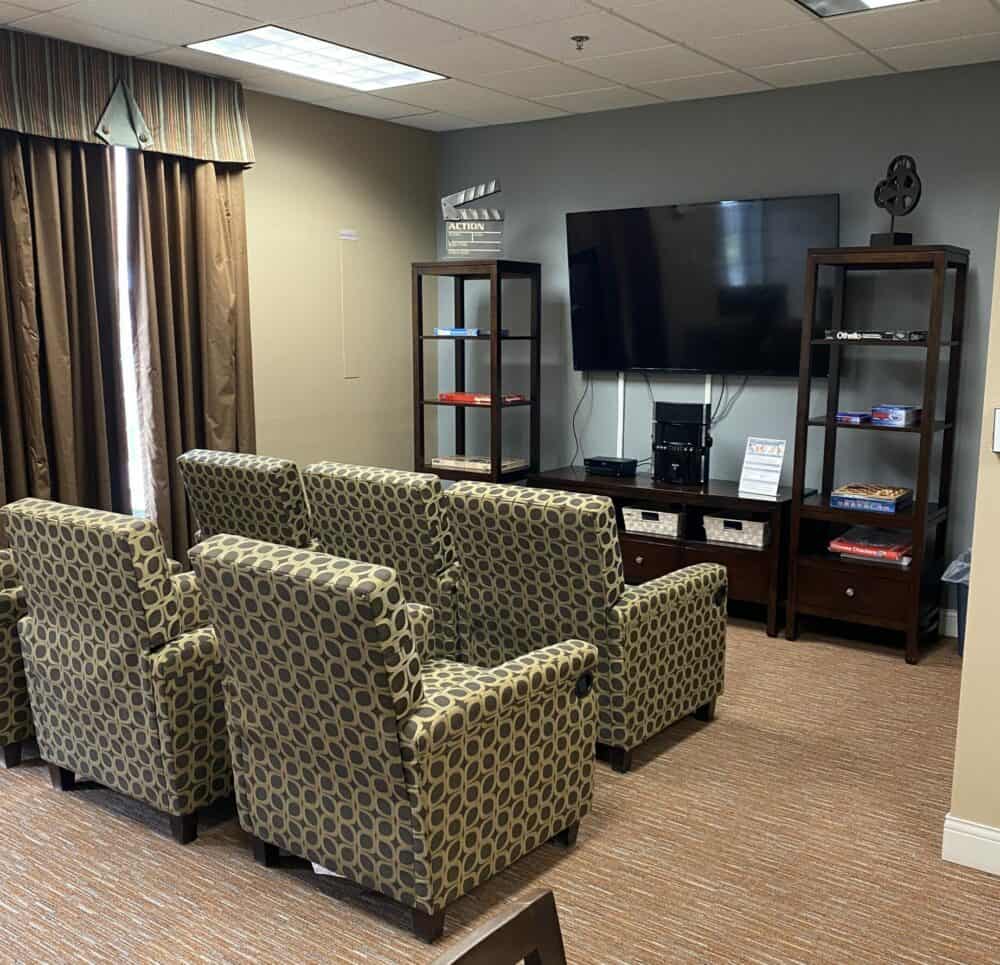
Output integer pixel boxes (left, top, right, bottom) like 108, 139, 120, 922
567, 194, 839, 375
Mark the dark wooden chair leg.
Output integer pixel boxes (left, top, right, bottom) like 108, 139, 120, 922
1, 741, 22, 769
609, 746, 633, 774
169, 812, 198, 845
411, 907, 446, 943
694, 698, 717, 722
251, 835, 280, 868
48, 764, 76, 791
552, 822, 579, 847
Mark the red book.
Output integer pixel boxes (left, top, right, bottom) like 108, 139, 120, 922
828, 527, 912, 561
438, 392, 526, 405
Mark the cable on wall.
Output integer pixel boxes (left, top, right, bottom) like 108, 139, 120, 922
569, 372, 593, 468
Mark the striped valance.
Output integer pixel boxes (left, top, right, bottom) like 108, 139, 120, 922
0, 29, 254, 165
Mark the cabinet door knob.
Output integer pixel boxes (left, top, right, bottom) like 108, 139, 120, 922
635, 555, 644, 565
845, 587, 856, 599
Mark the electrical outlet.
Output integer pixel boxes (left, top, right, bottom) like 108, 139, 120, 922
994, 408, 1000, 454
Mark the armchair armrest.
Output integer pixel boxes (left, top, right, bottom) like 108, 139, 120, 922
407, 603, 435, 663
0, 549, 18, 591
147, 627, 232, 811
171, 571, 213, 633
398, 640, 598, 760
614, 563, 727, 625
605, 562, 728, 749
0, 585, 25, 622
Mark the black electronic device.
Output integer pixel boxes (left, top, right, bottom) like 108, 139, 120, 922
653, 402, 712, 487
566, 193, 839, 375
584, 456, 638, 478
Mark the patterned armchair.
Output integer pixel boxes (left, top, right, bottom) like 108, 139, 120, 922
177, 449, 312, 548
302, 462, 460, 659
445, 482, 728, 773
0, 548, 31, 768
190, 535, 598, 942
1, 499, 231, 843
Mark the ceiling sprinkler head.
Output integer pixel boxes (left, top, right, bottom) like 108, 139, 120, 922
571, 34, 590, 51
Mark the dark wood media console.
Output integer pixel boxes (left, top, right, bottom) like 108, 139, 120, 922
529, 468, 799, 637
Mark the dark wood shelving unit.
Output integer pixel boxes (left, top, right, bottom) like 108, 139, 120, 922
412, 259, 541, 483
787, 244, 969, 663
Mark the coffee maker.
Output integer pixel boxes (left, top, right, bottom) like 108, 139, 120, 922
652, 402, 712, 487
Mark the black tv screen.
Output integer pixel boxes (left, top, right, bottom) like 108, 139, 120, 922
567, 194, 839, 375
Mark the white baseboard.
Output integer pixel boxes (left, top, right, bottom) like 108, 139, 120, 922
941, 607, 959, 639
943, 814, 1000, 876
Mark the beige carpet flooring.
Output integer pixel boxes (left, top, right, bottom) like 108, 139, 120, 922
1, 622, 998, 965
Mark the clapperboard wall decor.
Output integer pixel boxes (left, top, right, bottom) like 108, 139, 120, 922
442, 180, 504, 257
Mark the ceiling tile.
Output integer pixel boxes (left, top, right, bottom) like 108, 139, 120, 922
490, 11, 665, 62
313, 90, 433, 118
749, 51, 891, 86
12, 12, 163, 53
538, 84, 660, 112
288, 1, 471, 60
611, 0, 812, 42
483, 63, 612, 97
417, 35, 548, 79
393, 111, 483, 131
377, 78, 567, 122
640, 70, 770, 100
0, 3, 33, 23
692, 23, 856, 68
199, 0, 368, 19
575, 43, 722, 83
7, 0, 81, 9
828, 0, 1000, 49
390, 0, 592, 33
57, 0, 260, 46
877, 29, 1000, 70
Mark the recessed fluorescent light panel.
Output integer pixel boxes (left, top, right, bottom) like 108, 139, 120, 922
188, 26, 445, 91
795, 0, 920, 15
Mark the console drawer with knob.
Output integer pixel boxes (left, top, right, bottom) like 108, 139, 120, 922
795, 559, 910, 626
620, 535, 683, 584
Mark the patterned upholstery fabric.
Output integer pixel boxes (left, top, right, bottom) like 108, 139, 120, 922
178, 449, 312, 548
445, 482, 728, 753
1, 499, 231, 816
191, 535, 597, 917
302, 463, 460, 659
0, 548, 32, 751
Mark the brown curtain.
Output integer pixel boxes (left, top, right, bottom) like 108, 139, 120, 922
130, 151, 255, 559
0, 131, 130, 541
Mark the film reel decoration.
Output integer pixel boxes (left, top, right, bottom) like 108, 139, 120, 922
871, 155, 922, 246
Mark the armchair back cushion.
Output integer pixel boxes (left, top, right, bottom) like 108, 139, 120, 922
302, 463, 458, 657
2, 499, 182, 652
190, 535, 425, 901
178, 449, 311, 548
444, 483, 624, 666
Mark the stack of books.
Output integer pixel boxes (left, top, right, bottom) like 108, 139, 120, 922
830, 484, 913, 515
432, 328, 509, 337
438, 392, 526, 405
431, 455, 529, 473
828, 526, 913, 568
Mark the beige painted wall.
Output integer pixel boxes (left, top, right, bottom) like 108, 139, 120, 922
950, 214, 1000, 828
243, 90, 438, 468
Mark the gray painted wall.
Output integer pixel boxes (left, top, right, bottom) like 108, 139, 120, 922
435, 61, 1000, 558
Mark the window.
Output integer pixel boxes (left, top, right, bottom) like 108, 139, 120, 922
112, 146, 149, 518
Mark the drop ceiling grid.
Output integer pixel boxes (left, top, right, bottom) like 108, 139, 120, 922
0, 0, 998, 127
